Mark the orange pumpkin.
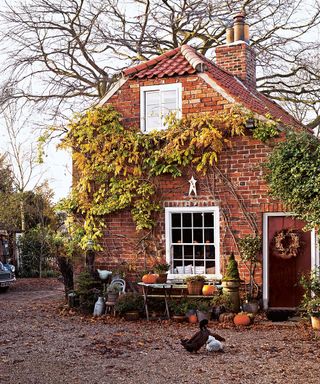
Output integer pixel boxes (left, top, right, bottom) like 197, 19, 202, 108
142, 273, 158, 284
233, 312, 251, 326
202, 285, 216, 296
188, 314, 198, 324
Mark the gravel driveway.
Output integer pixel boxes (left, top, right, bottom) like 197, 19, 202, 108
0, 278, 319, 384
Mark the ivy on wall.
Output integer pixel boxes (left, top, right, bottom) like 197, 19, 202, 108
265, 130, 320, 230
59, 105, 257, 249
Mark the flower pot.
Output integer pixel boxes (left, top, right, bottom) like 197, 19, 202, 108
222, 280, 240, 312
196, 310, 210, 322
242, 301, 259, 314
212, 305, 226, 320
311, 315, 320, 330
156, 273, 167, 284
187, 281, 204, 295
124, 311, 140, 321
107, 292, 119, 303
172, 315, 185, 323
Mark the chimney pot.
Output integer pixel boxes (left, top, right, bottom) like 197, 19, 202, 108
226, 27, 234, 44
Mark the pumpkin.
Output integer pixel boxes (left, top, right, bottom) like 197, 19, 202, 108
142, 273, 158, 284
233, 312, 251, 326
219, 312, 235, 323
202, 285, 216, 296
188, 314, 198, 324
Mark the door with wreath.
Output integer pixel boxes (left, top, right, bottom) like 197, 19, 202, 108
268, 215, 311, 308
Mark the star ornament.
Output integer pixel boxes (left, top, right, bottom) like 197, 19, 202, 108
188, 176, 197, 196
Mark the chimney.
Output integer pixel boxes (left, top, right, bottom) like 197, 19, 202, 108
216, 13, 256, 88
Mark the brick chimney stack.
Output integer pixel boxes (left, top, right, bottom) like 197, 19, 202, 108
215, 13, 256, 88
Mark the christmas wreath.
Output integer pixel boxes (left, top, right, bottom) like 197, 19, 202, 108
272, 229, 301, 259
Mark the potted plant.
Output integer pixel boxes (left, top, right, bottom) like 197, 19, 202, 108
211, 293, 232, 320
238, 235, 262, 313
300, 267, 320, 330
169, 299, 187, 322
185, 275, 207, 295
194, 299, 212, 322
153, 262, 170, 283
114, 292, 144, 320
106, 284, 121, 303
222, 253, 241, 312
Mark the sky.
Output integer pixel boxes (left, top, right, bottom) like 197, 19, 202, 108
0, 0, 319, 203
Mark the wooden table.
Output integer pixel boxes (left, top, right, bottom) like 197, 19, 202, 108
138, 282, 173, 321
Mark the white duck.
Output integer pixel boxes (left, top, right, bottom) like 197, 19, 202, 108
206, 335, 224, 352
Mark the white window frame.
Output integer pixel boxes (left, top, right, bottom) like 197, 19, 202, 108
140, 83, 182, 133
165, 206, 221, 280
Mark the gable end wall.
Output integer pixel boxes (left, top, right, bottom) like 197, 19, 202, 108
99, 74, 283, 283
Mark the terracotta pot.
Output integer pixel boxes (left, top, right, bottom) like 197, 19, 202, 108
156, 273, 167, 284
172, 315, 185, 323
311, 315, 320, 330
187, 281, 204, 295
124, 311, 140, 321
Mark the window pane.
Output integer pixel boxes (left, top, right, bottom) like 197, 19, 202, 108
173, 245, 182, 260
146, 115, 161, 131
172, 229, 181, 243
204, 229, 214, 243
184, 245, 193, 259
193, 213, 203, 227
182, 229, 192, 243
205, 244, 215, 258
162, 90, 177, 108
172, 213, 181, 227
195, 245, 204, 259
146, 90, 160, 105
193, 229, 203, 243
204, 212, 214, 227
146, 91, 160, 130
182, 213, 192, 227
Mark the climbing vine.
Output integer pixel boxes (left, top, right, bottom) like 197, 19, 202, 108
265, 130, 320, 229
59, 105, 257, 248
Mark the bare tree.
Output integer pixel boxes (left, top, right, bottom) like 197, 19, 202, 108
0, 0, 319, 128
3, 103, 45, 230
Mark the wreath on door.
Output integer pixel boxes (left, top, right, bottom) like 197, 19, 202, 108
272, 229, 301, 259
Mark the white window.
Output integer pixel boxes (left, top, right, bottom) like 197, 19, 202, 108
140, 83, 182, 133
165, 207, 220, 279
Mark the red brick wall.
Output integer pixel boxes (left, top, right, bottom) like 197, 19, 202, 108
98, 73, 282, 285
215, 42, 256, 87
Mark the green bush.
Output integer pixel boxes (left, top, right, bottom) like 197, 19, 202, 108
76, 270, 102, 313
18, 226, 57, 277
114, 293, 144, 315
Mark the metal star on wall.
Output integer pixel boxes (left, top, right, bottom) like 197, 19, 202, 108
188, 176, 197, 196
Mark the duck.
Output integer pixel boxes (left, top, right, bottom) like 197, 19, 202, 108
206, 335, 224, 352
181, 319, 210, 352
181, 319, 225, 353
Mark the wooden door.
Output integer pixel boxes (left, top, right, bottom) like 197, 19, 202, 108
268, 216, 311, 309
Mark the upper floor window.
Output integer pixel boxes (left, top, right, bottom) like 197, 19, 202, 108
140, 83, 182, 133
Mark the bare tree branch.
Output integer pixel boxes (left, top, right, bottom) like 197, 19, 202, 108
0, 0, 319, 128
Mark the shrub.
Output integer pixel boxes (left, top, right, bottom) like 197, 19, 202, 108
114, 292, 144, 315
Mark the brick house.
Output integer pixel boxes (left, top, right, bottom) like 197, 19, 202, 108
95, 14, 319, 310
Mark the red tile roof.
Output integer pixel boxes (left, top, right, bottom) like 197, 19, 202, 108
123, 45, 303, 129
